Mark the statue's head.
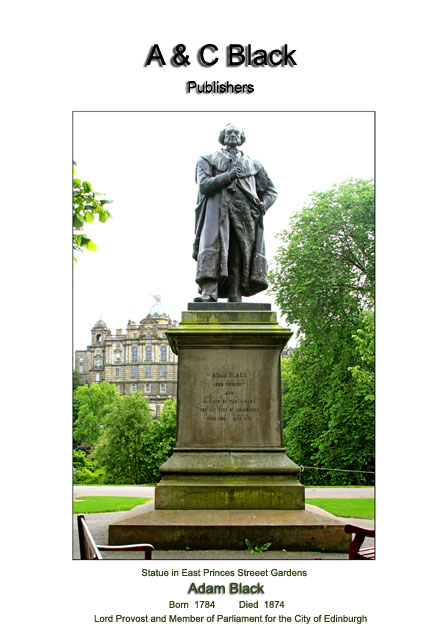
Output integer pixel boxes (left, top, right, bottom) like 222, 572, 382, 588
219, 124, 246, 147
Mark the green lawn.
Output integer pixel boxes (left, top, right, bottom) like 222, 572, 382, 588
73, 495, 373, 519
73, 496, 152, 514
306, 498, 374, 519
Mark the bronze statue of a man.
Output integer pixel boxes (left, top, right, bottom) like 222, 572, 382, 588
193, 124, 277, 302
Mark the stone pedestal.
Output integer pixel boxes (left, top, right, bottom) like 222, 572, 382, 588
156, 303, 304, 511
109, 303, 350, 552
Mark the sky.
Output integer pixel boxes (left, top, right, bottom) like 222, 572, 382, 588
73, 111, 374, 352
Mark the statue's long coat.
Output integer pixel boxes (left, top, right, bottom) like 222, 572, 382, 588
193, 148, 277, 298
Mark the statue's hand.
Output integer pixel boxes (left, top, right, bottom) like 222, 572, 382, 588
257, 200, 266, 215
228, 166, 242, 180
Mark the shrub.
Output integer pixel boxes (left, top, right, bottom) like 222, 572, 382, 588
74, 467, 106, 485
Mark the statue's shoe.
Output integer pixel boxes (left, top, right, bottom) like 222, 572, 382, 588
193, 295, 216, 302
228, 296, 242, 302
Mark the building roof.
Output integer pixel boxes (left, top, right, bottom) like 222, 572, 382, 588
142, 298, 171, 321
93, 319, 108, 329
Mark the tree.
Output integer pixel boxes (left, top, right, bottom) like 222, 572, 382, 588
90, 397, 177, 485
143, 399, 177, 483
93, 392, 154, 484
73, 162, 112, 261
73, 369, 83, 391
73, 369, 84, 426
271, 178, 374, 338
349, 309, 375, 405
270, 178, 374, 485
73, 448, 105, 485
73, 381, 118, 447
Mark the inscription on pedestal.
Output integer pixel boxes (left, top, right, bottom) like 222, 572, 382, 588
177, 348, 281, 448
200, 370, 259, 423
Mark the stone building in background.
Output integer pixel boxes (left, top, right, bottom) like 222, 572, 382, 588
75, 307, 178, 417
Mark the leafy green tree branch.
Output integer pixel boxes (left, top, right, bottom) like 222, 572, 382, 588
73, 161, 112, 261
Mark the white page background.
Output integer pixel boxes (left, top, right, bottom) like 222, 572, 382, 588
2, 1, 445, 637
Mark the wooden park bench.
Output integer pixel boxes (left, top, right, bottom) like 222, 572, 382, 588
77, 514, 154, 560
345, 524, 375, 560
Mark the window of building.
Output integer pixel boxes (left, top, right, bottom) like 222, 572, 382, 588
146, 332, 151, 339
160, 383, 166, 393
96, 334, 102, 343
160, 365, 166, 377
161, 332, 166, 339
116, 343, 120, 349
145, 345, 152, 361
116, 384, 120, 393
95, 373, 100, 382
115, 368, 119, 377
145, 383, 151, 392
161, 345, 167, 361
131, 366, 137, 377
96, 358, 100, 367
133, 332, 137, 339
115, 353, 120, 362
96, 349, 101, 354
132, 346, 138, 361
145, 366, 151, 377
131, 384, 137, 392
80, 357, 84, 363
79, 364, 83, 373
